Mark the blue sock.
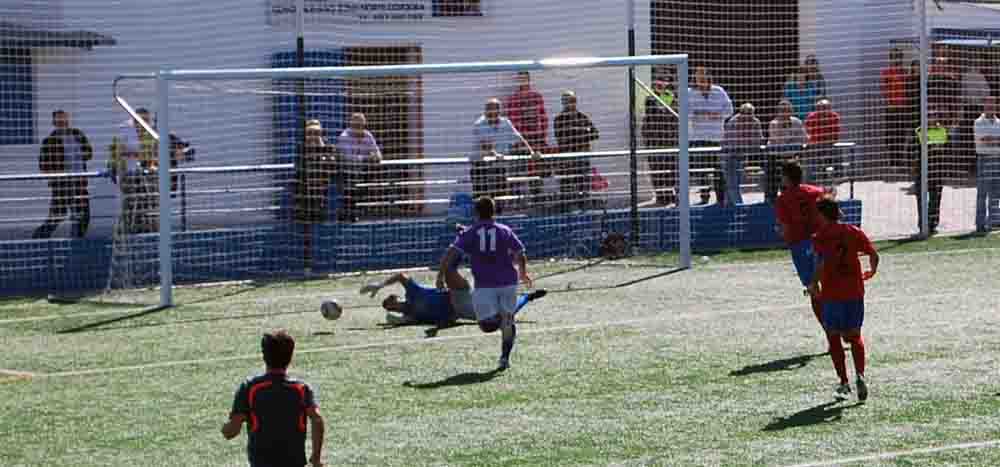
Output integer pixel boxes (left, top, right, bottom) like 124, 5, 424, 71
513, 295, 529, 315
501, 323, 517, 360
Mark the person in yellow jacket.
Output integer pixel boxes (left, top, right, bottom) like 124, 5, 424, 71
913, 112, 953, 235
108, 108, 159, 233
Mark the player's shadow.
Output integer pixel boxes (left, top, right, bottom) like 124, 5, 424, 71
763, 401, 863, 432
402, 368, 504, 389
729, 352, 827, 377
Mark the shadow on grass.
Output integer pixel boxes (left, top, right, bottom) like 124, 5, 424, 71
763, 401, 864, 431
547, 267, 686, 294
57, 305, 172, 334
402, 368, 504, 389
878, 235, 926, 253
424, 321, 479, 338
729, 352, 828, 377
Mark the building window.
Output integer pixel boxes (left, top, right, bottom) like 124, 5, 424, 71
0, 48, 34, 145
433, 0, 482, 17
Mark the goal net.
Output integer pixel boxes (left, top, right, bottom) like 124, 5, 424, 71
111, 55, 691, 305
3, 0, 995, 303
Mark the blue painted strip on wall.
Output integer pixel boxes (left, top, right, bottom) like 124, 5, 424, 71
0, 201, 861, 296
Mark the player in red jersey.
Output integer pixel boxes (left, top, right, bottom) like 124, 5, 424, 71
774, 160, 829, 330
808, 198, 879, 401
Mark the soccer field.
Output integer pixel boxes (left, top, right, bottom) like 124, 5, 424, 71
2, 235, 1000, 467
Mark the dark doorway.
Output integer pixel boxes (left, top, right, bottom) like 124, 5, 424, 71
651, 0, 799, 127
343, 46, 424, 215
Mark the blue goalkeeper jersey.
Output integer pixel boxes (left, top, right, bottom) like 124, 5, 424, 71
404, 279, 453, 324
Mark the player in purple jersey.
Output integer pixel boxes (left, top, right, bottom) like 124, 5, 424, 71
438, 197, 532, 370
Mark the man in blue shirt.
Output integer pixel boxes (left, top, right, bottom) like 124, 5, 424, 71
471, 98, 535, 210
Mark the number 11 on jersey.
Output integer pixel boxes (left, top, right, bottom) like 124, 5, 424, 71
478, 227, 497, 253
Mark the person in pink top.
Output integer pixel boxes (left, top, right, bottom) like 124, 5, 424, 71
336, 113, 382, 219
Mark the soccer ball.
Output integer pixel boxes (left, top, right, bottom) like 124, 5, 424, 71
320, 300, 343, 320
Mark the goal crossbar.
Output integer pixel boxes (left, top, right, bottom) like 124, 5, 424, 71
153, 54, 691, 307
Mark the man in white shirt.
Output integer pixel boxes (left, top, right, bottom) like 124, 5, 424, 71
688, 66, 734, 204
974, 95, 1000, 232
472, 98, 534, 208
336, 113, 382, 218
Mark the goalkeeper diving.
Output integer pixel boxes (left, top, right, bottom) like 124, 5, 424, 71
359, 260, 546, 327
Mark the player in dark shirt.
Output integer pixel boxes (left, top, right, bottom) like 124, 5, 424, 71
223, 331, 326, 467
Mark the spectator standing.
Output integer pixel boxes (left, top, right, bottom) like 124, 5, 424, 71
928, 54, 961, 124
689, 66, 734, 204
803, 54, 828, 100
974, 95, 1000, 233
783, 66, 821, 121
222, 330, 325, 467
901, 59, 923, 193
961, 57, 991, 175
505, 71, 548, 152
295, 120, 338, 224
553, 90, 599, 210
642, 79, 679, 206
109, 108, 159, 233
766, 99, 808, 202
473, 98, 533, 212
336, 113, 382, 219
804, 98, 842, 187
913, 112, 953, 235
721, 103, 763, 207
33, 110, 93, 239
881, 48, 909, 166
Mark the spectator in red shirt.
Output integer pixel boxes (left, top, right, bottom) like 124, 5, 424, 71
804, 99, 842, 186
808, 199, 879, 401
505, 71, 548, 152
881, 48, 909, 163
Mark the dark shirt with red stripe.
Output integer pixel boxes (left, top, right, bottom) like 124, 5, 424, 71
231, 370, 317, 467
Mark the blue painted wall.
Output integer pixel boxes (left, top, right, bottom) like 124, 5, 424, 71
0, 200, 862, 297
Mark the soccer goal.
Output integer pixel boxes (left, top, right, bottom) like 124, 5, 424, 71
118, 54, 691, 307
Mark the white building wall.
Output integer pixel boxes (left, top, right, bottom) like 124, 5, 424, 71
0, 0, 926, 236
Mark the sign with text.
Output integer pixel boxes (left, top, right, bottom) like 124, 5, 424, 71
268, 0, 432, 25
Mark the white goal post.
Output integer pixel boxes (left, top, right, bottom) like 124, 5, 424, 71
152, 54, 691, 307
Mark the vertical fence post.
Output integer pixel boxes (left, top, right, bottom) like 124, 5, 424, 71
157, 71, 173, 307
678, 59, 691, 268
626, 0, 640, 253
919, 0, 929, 238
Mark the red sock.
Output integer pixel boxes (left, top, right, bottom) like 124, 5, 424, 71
827, 333, 848, 384
810, 298, 824, 327
846, 334, 866, 377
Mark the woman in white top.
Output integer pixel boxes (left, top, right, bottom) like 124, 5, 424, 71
768, 99, 807, 147
765, 100, 807, 202
335, 113, 382, 218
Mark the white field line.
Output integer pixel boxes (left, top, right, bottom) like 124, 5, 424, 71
34, 290, 965, 379
783, 439, 1000, 467
6, 243, 996, 326
39, 300, 808, 378
698, 244, 1000, 271
0, 368, 37, 378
